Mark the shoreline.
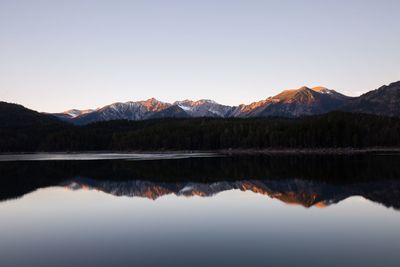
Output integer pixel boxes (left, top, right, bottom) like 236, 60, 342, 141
218, 148, 400, 155
1, 147, 400, 156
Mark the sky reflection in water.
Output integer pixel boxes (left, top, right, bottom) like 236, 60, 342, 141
0, 155, 400, 267
0, 187, 400, 267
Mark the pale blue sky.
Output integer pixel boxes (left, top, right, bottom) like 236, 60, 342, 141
1, 0, 399, 112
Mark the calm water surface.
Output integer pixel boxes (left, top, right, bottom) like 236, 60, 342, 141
0, 154, 399, 267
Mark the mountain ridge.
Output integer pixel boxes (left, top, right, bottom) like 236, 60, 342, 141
51, 82, 400, 124
53, 85, 359, 124
343, 81, 400, 116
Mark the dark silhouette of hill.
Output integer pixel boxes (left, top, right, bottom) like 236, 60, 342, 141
0, 102, 71, 151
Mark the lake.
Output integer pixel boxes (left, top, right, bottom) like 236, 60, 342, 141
0, 153, 400, 267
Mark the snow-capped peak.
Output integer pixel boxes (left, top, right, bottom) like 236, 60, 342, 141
63, 109, 94, 118
311, 86, 333, 94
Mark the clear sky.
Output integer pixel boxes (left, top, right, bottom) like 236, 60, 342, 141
1, 0, 399, 112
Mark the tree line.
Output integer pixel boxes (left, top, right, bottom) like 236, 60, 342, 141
1, 109, 400, 152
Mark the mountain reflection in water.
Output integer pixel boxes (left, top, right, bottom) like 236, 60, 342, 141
62, 178, 400, 210
1, 154, 400, 267
1, 154, 400, 210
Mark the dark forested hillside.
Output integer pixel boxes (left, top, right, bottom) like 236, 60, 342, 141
1, 101, 400, 152
0, 102, 71, 151
98, 113, 400, 150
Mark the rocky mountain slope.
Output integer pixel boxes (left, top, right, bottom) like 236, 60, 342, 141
342, 81, 400, 116
232, 86, 352, 117
3, 81, 397, 125
53, 85, 355, 124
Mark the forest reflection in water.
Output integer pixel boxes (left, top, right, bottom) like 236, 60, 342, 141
1, 154, 400, 267
0, 154, 400, 209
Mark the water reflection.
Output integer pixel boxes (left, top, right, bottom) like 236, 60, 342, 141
1, 154, 400, 210
62, 178, 400, 210
1, 155, 400, 267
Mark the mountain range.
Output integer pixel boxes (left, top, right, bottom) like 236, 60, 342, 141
2, 80, 400, 152
52, 81, 400, 124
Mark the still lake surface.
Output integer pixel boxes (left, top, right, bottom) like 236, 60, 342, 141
0, 153, 400, 267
